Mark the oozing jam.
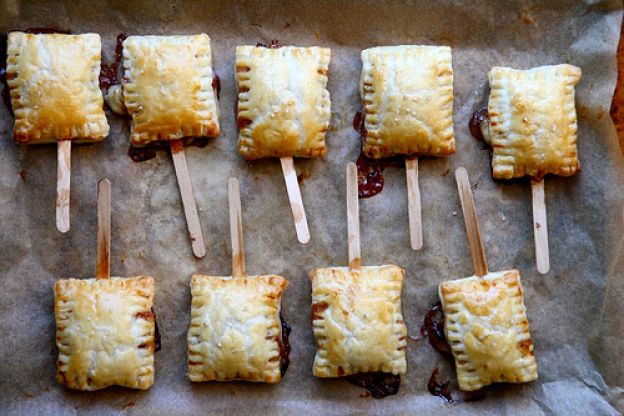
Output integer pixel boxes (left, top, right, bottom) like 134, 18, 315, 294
428, 368, 454, 402
278, 315, 291, 376
352, 110, 402, 199
420, 301, 451, 355
212, 74, 221, 100
1, 28, 71, 112
346, 372, 401, 399
469, 107, 489, 143
128, 137, 210, 162
256, 40, 282, 49
99, 33, 127, 92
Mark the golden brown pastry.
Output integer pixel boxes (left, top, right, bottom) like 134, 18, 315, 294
482, 64, 582, 180
121, 35, 220, 145
360, 45, 455, 159
187, 274, 288, 383
439, 270, 538, 391
309, 265, 407, 377
6, 32, 109, 144
54, 277, 156, 391
235, 45, 331, 159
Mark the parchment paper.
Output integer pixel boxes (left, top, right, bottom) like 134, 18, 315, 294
1, 1, 623, 414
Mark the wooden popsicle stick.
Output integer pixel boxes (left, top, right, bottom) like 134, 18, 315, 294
228, 178, 246, 278
280, 157, 311, 245
531, 179, 550, 274
170, 140, 206, 258
96, 178, 111, 280
346, 162, 361, 271
405, 157, 423, 251
455, 167, 489, 276
56, 140, 71, 233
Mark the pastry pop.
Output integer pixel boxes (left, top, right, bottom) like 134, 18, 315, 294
106, 34, 221, 258
473, 64, 582, 273
359, 45, 455, 250
235, 44, 332, 244
438, 167, 538, 391
6, 32, 110, 232
309, 163, 407, 398
187, 178, 290, 383
53, 179, 157, 390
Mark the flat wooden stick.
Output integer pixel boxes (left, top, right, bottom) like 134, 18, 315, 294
455, 167, 489, 276
280, 157, 311, 245
531, 179, 550, 274
346, 162, 361, 271
405, 157, 423, 251
170, 140, 206, 258
228, 178, 246, 278
96, 178, 111, 280
56, 140, 71, 233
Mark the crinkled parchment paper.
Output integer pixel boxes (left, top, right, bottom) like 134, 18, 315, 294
0, 0, 623, 414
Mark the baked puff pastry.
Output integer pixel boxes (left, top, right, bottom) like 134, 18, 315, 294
235, 45, 331, 159
310, 266, 407, 377
483, 65, 582, 180
360, 45, 455, 159
439, 270, 538, 391
121, 35, 220, 145
54, 277, 156, 391
6, 32, 109, 144
187, 274, 288, 383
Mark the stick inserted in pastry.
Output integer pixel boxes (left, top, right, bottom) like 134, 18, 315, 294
531, 179, 550, 274
228, 177, 246, 278
56, 140, 71, 233
280, 157, 311, 245
405, 157, 423, 251
96, 178, 111, 280
346, 162, 361, 270
170, 140, 206, 258
454, 167, 488, 276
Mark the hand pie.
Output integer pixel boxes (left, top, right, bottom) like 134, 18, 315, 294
120, 35, 220, 145
482, 64, 582, 180
187, 274, 289, 383
439, 270, 538, 391
54, 276, 156, 391
6, 32, 109, 144
235, 45, 331, 159
310, 266, 407, 377
360, 45, 454, 159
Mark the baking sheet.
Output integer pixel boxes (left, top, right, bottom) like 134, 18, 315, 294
0, 0, 623, 414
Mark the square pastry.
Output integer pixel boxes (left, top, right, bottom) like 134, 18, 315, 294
235, 45, 331, 159
187, 274, 288, 383
122, 35, 220, 145
439, 270, 538, 391
54, 276, 156, 391
360, 45, 454, 159
309, 266, 407, 377
6, 32, 109, 144
485, 64, 582, 179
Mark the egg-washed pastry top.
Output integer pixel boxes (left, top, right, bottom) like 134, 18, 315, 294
309, 265, 407, 378
54, 276, 156, 391
6, 32, 109, 144
235, 45, 331, 160
482, 64, 582, 180
360, 45, 455, 159
439, 270, 538, 391
120, 34, 220, 146
187, 274, 288, 383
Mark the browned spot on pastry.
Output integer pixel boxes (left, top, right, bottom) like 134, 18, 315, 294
236, 65, 251, 73
188, 361, 202, 366
136, 311, 154, 321
312, 301, 328, 320
518, 339, 533, 356
317, 68, 328, 76
238, 86, 250, 93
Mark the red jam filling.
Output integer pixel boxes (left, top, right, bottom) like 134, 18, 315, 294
346, 372, 401, 399
469, 107, 489, 143
278, 315, 291, 376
